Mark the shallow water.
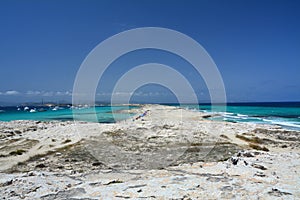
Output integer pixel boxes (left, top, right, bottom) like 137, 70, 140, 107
179, 102, 300, 130
0, 105, 137, 123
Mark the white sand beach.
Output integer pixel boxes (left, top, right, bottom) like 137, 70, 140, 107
0, 105, 299, 199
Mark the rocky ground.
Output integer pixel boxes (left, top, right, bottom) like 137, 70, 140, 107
0, 105, 299, 199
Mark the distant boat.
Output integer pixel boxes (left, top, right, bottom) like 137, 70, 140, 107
24, 106, 30, 111
17, 108, 21, 111
29, 108, 36, 113
38, 108, 47, 112
52, 106, 62, 111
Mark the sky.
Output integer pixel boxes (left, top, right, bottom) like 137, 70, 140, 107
0, 0, 300, 104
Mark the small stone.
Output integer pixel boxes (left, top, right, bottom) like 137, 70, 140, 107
0, 179, 13, 187
268, 188, 292, 196
14, 130, 22, 134
221, 186, 233, 191
255, 172, 266, 177
243, 152, 254, 157
251, 163, 267, 170
231, 157, 239, 165
28, 171, 35, 176
35, 163, 46, 168
103, 180, 123, 185
92, 162, 103, 166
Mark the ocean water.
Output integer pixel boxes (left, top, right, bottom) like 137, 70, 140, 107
1, 103, 300, 130
0, 105, 137, 123
179, 102, 300, 131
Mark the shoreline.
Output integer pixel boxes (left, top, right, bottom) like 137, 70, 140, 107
0, 104, 299, 199
1, 103, 299, 131
1, 103, 300, 131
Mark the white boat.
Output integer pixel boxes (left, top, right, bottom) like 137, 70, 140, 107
52, 106, 61, 111
38, 108, 47, 112
24, 106, 30, 111
29, 109, 36, 113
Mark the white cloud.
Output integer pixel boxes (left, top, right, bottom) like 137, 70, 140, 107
26, 91, 41, 95
42, 91, 54, 97
112, 92, 133, 96
24, 90, 73, 97
54, 91, 72, 96
131, 91, 166, 97
0, 90, 73, 97
96, 92, 110, 96
65, 91, 72, 96
5, 90, 20, 95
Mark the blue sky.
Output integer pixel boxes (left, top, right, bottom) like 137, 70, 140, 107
0, 0, 299, 104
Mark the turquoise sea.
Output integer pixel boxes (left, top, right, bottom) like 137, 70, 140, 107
0, 105, 137, 123
179, 102, 300, 131
0, 103, 300, 130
